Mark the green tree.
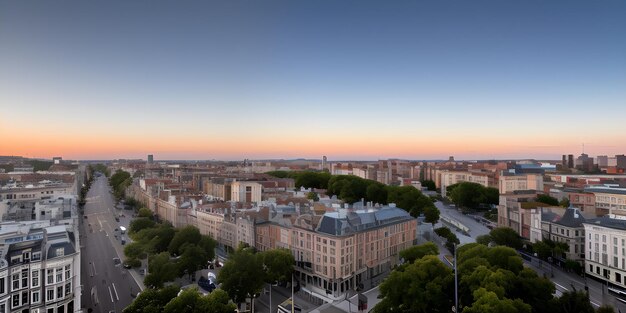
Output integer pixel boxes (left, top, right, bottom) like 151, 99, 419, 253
374, 255, 454, 313
387, 185, 433, 217
554, 290, 595, 313
129, 218, 156, 235
110, 169, 132, 200
448, 182, 486, 208
560, 198, 571, 208
484, 187, 499, 205
366, 182, 388, 204
162, 287, 236, 313
596, 305, 616, 313
218, 248, 264, 304
486, 246, 523, 274
537, 194, 559, 206
424, 205, 440, 225
168, 225, 202, 256
462, 288, 531, 313
123, 285, 180, 313
533, 240, 552, 259
144, 252, 178, 288
177, 244, 210, 279
196, 289, 237, 313
162, 287, 235, 313
265, 171, 290, 178
489, 227, 522, 250
399, 242, 439, 264
306, 192, 319, 201
339, 180, 359, 204
138, 207, 153, 218
259, 248, 295, 284
476, 234, 492, 246
124, 242, 146, 260
198, 235, 217, 261
163, 287, 203, 313
420, 180, 436, 191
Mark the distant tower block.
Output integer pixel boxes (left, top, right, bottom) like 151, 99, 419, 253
147, 154, 154, 163
322, 156, 327, 170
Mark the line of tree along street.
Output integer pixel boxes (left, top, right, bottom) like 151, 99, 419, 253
267, 171, 440, 223
123, 208, 217, 288
375, 241, 616, 313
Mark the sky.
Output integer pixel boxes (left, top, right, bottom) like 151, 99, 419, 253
1, 0, 625, 161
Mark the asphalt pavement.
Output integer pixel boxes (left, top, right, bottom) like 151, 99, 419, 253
80, 175, 141, 313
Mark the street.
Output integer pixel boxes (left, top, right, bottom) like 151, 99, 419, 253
80, 175, 141, 313
434, 200, 626, 311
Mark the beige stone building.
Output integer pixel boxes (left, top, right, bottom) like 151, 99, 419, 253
230, 181, 262, 203
498, 172, 543, 194
256, 206, 417, 300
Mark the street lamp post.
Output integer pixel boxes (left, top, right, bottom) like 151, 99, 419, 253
454, 243, 458, 313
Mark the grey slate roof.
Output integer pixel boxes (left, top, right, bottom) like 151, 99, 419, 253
47, 242, 76, 259
584, 187, 626, 195
542, 211, 560, 223
317, 206, 413, 236
583, 216, 626, 231
554, 208, 586, 228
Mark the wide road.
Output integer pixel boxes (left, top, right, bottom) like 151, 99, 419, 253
80, 175, 140, 313
525, 256, 626, 311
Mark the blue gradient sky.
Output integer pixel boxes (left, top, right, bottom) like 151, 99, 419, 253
1, 1, 625, 160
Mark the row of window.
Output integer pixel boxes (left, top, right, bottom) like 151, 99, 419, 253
0, 264, 71, 295
8, 282, 71, 309
0, 299, 74, 313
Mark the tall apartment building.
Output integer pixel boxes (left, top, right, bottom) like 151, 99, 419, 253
0, 189, 81, 313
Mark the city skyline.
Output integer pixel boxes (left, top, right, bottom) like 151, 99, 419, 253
2, 0, 625, 160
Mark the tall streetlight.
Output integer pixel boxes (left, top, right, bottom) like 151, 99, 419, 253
454, 243, 458, 313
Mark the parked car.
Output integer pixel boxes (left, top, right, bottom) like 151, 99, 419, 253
113, 258, 121, 266
139, 269, 146, 275
123, 263, 131, 269
197, 276, 216, 292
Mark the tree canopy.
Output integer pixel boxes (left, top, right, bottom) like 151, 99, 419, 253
110, 169, 132, 200
374, 255, 454, 313
399, 242, 439, 264
123, 285, 180, 313
489, 227, 523, 250
373, 242, 596, 313
163, 288, 236, 313
217, 248, 264, 303
447, 182, 498, 209
258, 248, 295, 284
536, 194, 559, 206
420, 179, 437, 191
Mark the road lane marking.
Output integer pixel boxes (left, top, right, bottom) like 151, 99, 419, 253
554, 283, 569, 291
108, 286, 114, 303
591, 300, 601, 307
112, 283, 119, 301
92, 261, 98, 276
92, 286, 99, 306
